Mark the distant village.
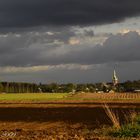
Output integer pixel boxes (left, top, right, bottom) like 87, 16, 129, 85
0, 70, 140, 93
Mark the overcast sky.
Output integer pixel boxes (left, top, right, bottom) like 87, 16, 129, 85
0, 0, 140, 83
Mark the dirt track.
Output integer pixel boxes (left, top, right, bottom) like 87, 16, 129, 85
0, 103, 139, 139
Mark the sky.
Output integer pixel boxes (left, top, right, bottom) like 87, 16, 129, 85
0, 0, 140, 83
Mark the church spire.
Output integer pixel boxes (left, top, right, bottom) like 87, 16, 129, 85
112, 70, 119, 86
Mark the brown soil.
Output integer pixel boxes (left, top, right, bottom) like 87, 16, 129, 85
0, 103, 139, 140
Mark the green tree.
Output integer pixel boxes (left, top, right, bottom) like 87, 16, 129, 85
0, 83, 3, 93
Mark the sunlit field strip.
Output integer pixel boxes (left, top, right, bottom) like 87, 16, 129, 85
0, 93, 140, 102
0, 93, 68, 101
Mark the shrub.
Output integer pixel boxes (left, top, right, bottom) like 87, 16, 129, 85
134, 115, 140, 125
109, 124, 140, 138
108, 115, 140, 138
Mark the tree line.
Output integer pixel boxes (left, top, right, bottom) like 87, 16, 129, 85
0, 80, 140, 93
0, 82, 38, 93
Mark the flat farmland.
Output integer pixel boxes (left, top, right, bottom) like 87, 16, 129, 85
0, 93, 67, 102
0, 93, 140, 140
0, 93, 140, 103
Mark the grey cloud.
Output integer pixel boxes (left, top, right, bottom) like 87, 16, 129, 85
0, 31, 140, 66
0, 0, 140, 31
40, 31, 140, 65
0, 27, 75, 53
83, 30, 94, 37
2, 61, 140, 83
0, 27, 77, 66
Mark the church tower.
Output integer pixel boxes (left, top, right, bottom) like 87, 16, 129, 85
112, 70, 119, 86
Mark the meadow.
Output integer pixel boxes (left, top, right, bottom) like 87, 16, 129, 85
0, 93, 68, 101
0, 92, 140, 102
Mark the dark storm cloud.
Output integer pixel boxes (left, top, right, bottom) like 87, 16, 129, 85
0, 0, 140, 29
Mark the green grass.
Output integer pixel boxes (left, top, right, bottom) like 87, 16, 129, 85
0, 93, 68, 101
105, 115, 140, 138
109, 124, 140, 138
0, 93, 140, 102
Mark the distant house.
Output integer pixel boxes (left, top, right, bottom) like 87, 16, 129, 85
133, 89, 140, 93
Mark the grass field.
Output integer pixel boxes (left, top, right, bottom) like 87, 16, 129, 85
0, 92, 140, 102
0, 93, 68, 101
